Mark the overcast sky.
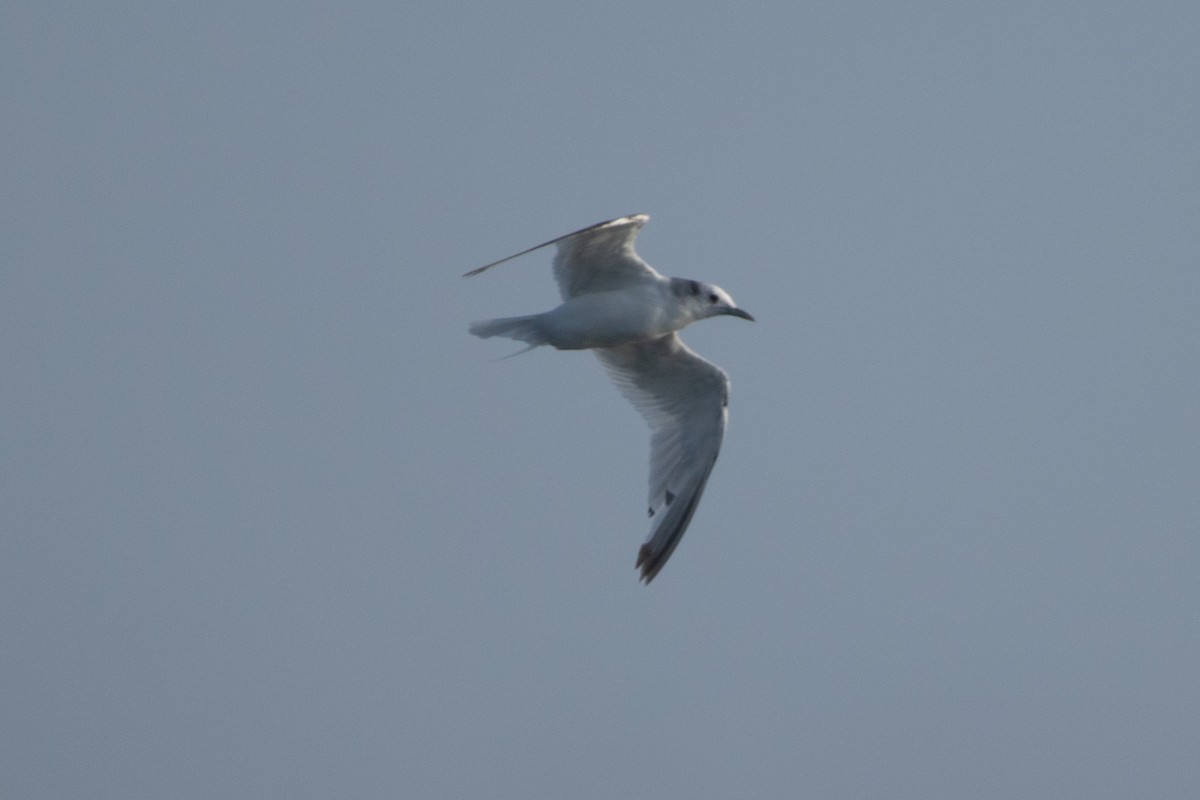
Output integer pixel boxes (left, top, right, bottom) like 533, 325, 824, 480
3, 2, 1198, 798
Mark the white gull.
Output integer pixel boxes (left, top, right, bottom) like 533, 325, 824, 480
465, 214, 753, 583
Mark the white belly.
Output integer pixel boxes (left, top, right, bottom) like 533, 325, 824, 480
542, 289, 678, 349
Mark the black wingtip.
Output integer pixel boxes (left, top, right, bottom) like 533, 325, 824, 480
636, 543, 663, 584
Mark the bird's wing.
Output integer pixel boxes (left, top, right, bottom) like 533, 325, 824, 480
551, 214, 661, 299
463, 215, 660, 301
595, 333, 730, 583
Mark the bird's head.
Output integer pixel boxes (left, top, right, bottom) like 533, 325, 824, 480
675, 279, 755, 323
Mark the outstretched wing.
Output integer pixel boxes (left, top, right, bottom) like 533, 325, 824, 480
595, 333, 730, 583
463, 214, 662, 301
551, 214, 660, 299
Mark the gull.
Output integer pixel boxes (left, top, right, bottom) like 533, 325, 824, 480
465, 214, 753, 583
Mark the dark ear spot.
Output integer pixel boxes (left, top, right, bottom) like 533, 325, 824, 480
688, 280, 701, 296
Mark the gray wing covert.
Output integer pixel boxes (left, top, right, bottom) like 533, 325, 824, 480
552, 214, 661, 300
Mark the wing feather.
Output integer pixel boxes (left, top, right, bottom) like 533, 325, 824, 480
596, 333, 730, 582
464, 214, 661, 301
551, 214, 661, 300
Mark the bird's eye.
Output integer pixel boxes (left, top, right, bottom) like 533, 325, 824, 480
708, 293, 719, 303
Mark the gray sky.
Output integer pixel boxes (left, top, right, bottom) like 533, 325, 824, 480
3, 2, 1198, 798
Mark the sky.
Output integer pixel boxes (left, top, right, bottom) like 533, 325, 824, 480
3, 2, 1198, 798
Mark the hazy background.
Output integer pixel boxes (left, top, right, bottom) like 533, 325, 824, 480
3, 2, 1198, 797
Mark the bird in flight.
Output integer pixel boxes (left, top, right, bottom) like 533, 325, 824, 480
465, 214, 753, 583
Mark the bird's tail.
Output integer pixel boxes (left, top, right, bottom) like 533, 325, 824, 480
468, 314, 549, 348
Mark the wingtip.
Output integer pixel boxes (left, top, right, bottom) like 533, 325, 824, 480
636, 543, 660, 584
